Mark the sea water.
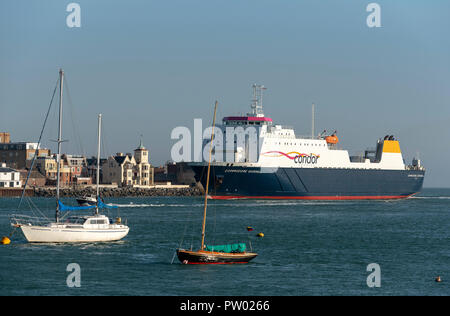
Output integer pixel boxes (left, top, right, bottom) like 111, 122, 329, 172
0, 188, 449, 296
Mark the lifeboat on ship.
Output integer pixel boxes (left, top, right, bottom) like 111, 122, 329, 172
325, 132, 339, 144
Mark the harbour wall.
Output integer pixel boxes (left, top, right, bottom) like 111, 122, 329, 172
1, 186, 203, 198
0, 188, 34, 197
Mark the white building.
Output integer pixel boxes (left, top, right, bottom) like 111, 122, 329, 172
0, 163, 22, 188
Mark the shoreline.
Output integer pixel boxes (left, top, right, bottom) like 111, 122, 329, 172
0, 186, 203, 198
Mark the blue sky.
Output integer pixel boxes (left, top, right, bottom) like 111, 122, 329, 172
1, 0, 449, 187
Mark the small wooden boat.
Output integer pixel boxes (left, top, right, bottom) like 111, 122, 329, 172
176, 101, 257, 264
177, 249, 258, 264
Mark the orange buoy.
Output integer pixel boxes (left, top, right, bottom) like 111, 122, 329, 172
1, 236, 11, 245
256, 232, 264, 238
435, 276, 442, 283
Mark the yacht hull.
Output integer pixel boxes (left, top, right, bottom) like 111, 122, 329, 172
177, 249, 258, 264
19, 225, 129, 243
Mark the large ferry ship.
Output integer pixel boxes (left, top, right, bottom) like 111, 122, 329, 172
189, 85, 425, 200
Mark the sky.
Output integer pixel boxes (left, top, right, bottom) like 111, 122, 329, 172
0, 0, 449, 187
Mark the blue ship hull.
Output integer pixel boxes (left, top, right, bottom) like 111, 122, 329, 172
190, 164, 425, 200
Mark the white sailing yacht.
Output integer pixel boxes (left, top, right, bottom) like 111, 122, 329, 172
11, 69, 129, 243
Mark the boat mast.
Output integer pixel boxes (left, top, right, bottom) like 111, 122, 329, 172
200, 101, 218, 251
95, 114, 102, 214
55, 69, 64, 222
311, 102, 315, 139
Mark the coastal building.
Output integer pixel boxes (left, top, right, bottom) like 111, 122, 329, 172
18, 169, 46, 187
0, 140, 51, 170
0, 163, 22, 188
102, 140, 154, 187
34, 155, 75, 186
73, 177, 92, 185
133, 140, 154, 186
61, 154, 88, 179
0, 132, 10, 143
35, 156, 58, 180
154, 162, 176, 184
154, 162, 196, 185
102, 153, 134, 186
86, 157, 107, 184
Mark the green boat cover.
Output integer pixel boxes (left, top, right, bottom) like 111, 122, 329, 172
205, 243, 247, 253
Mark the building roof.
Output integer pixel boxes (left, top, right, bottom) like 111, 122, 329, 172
136, 137, 146, 150
0, 142, 41, 150
0, 167, 18, 173
19, 170, 46, 179
87, 157, 107, 166
114, 156, 128, 165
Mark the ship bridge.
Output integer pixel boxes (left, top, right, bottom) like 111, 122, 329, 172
223, 116, 273, 126
223, 84, 273, 127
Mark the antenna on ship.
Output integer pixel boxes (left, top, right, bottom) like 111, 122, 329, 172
311, 103, 315, 139
250, 84, 266, 117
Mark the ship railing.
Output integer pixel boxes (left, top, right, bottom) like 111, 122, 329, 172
294, 134, 338, 141
10, 214, 52, 227
279, 125, 294, 130
264, 134, 296, 139
295, 134, 321, 139
268, 125, 295, 130
405, 165, 425, 171
265, 133, 321, 140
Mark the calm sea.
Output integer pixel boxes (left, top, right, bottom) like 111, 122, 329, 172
0, 188, 449, 296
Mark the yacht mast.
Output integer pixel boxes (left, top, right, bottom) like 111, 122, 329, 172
200, 101, 218, 251
55, 69, 64, 222
96, 114, 102, 214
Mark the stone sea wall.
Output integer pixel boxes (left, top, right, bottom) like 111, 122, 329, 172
32, 186, 203, 198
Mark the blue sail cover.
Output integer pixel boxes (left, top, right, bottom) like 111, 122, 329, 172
98, 200, 118, 209
58, 200, 117, 211
58, 200, 95, 211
